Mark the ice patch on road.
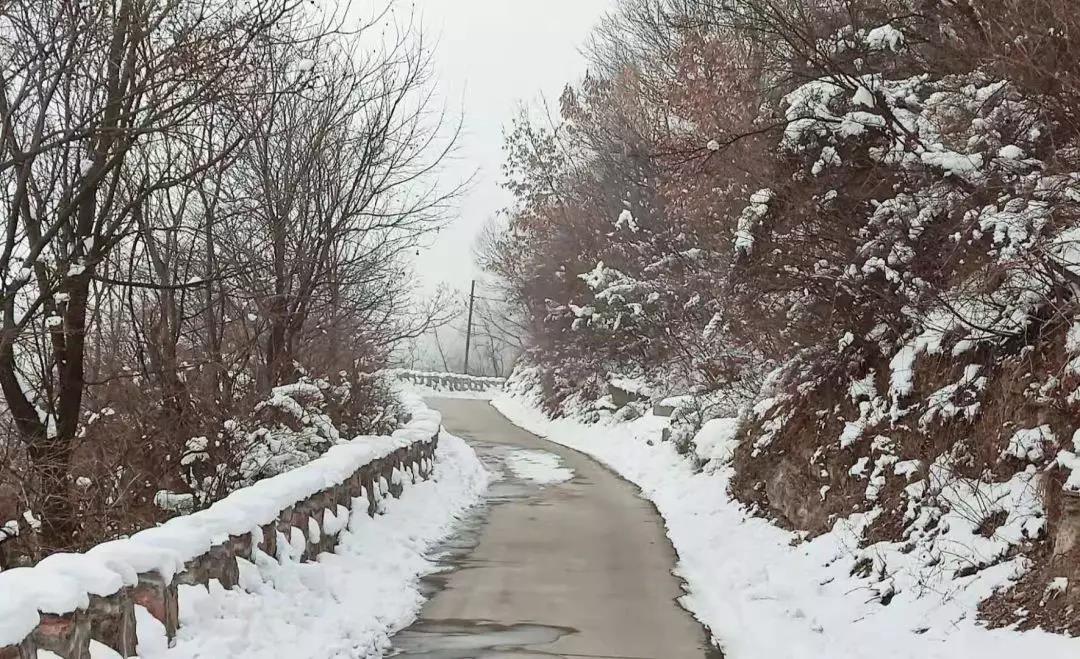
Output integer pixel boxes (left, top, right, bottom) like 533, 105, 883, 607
504, 449, 574, 485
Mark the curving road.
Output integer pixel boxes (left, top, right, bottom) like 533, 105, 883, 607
389, 398, 720, 659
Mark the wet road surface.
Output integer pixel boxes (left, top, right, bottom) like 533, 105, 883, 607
388, 398, 720, 659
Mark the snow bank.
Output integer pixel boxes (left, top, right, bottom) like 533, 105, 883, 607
491, 393, 1080, 659
0, 394, 446, 650
140, 429, 489, 659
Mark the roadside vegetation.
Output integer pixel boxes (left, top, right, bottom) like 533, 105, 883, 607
489, 0, 1080, 632
0, 0, 457, 564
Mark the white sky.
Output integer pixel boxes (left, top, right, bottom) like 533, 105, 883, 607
410, 0, 613, 292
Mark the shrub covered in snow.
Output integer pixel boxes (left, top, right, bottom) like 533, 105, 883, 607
0, 368, 403, 569
490, 0, 1080, 636
170, 374, 403, 511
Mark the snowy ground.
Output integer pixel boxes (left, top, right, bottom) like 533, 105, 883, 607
491, 394, 1080, 659
135, 430, 489, 659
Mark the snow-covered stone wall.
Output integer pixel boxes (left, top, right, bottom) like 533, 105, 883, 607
0, 409, 443, 659
387, 369, 505, 396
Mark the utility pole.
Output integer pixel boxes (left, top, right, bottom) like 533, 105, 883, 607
463, 280, 476, 375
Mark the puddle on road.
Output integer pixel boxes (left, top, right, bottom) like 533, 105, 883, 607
389, 619, 575, 658
393, 438, 578, 657
414, 439, 559, 600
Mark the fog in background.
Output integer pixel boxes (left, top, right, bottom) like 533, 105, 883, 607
397, 0, 611, 374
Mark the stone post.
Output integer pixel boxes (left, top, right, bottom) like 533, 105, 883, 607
0, 637, 36, 659
176, 543, 239, 590
87, 591, 137, 657
130, 572, 179, 642
258, 522, 278, 558
33, 610, 90, 659
1053, 490, 1080, 557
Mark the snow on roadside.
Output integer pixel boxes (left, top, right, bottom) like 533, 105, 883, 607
491, 393, 1080, 659
137, 430, 489, 659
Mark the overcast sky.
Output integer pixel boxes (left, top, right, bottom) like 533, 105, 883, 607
410, 0, 613, 292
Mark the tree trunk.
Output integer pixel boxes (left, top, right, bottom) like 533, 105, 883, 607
0, 339, 78, 551
25, 438, 77, 552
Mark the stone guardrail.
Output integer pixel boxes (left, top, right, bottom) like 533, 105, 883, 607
388, 369, 505, 393
0, 409, 443, 659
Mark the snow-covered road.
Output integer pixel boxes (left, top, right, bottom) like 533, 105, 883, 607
388, 397, 719, 658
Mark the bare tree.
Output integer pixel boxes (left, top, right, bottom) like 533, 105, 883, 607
0, 0, 329, 549
0, 0, 470, 556
223, 17, 461, 389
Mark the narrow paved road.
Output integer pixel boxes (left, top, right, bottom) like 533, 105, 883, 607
389, 398, 719, 659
